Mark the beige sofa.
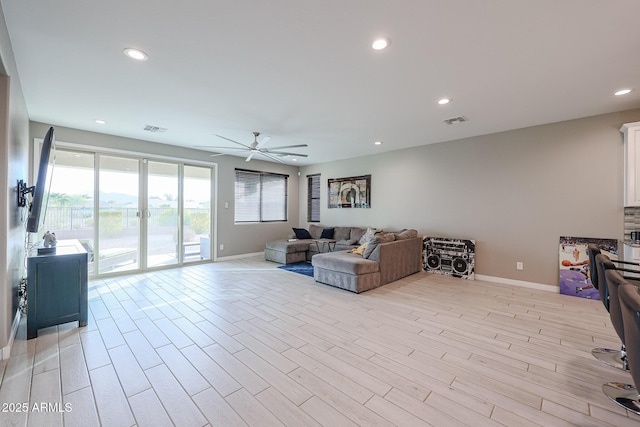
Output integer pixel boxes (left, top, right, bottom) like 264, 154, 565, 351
312, 230, 422, 293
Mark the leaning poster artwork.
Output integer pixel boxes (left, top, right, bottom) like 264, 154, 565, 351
559, 236, 617, 299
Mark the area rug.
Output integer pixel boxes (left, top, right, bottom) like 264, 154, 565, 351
277, 262, 314, 277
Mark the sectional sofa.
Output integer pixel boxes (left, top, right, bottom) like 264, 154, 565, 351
264, 224, 368, 264
265, 225, 423, 293
312, 230, 422, 293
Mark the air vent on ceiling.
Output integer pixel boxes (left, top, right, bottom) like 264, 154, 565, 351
143, 125, 168, 133
443, 116, 468, 125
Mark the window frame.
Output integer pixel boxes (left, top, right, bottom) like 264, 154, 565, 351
307, 173, 320, 222
234, 168, 289, 223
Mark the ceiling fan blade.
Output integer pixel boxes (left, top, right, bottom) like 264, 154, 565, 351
265, 151, 309, 157
259, 151, 285, 163
194, 145, 247, 151
256, 135, 271, 149
265, 144, 308, 150
209, 153, 228, 157
215, 134, 252, 149
245, 151, 257, 162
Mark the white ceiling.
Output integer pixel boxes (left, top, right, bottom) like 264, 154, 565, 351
2, 0, 640, 165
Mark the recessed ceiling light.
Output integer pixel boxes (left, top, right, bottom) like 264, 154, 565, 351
374, 141, 383, 145
95, 119, 107, 124
123, 47, 148, 61
615, 88, 633, 96
372, 38, 391, 50
438, 98, 451, 105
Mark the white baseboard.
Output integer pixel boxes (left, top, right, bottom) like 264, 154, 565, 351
475, 274, 558, 293
1, 309, 22, 360
215, 251, 264, 262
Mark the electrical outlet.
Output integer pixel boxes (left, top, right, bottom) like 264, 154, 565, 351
219, 244, 224, 251
516, 261, 523, 270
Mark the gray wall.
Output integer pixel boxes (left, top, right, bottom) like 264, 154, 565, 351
0, 6, 30, 354
29, 122, 300, 258
300, 109, 640, 286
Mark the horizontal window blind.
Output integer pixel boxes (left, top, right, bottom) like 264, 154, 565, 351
235, 169, 288, 222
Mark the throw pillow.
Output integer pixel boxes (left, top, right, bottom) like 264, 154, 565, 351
320, 228, 335, 239
292, 228, 312, 239
351, 243, 367, 255
359, 226, 381, 245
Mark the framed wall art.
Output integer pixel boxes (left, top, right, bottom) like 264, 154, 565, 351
328, 174, 371, 208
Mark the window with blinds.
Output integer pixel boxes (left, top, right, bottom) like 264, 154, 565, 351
235, 169, 288, 222
307, 174, 320, 222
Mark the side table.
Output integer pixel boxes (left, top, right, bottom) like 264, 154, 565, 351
313, 238, 337, 253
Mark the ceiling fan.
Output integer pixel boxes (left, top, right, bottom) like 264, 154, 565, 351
195, 131, 308, 163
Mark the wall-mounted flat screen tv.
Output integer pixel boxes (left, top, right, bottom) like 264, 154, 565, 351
26, 127, 55, 233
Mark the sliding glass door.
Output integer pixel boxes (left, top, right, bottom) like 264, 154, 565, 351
98, 156, 140, 274
46, 146, 214, 277
184, 165, 212, 262
146, 161, 180, 268
44, 150, 96, 272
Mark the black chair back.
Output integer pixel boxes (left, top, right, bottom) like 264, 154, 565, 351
595, 253, 616, 312
604, 268, 627, 345
587, 244, 601, 289
619, 282, 640, 390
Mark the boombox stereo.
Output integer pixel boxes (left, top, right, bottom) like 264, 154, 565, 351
423, 237, 476, 279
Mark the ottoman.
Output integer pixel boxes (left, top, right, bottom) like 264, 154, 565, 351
264, 239, 310, 264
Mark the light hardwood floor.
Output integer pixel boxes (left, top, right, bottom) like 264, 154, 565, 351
0, 254, 638, 426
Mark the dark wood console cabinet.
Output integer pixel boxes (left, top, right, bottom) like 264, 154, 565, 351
27, 239, 88, 339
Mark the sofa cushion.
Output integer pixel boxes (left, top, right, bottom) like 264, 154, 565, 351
393, 229, 418, 240
308, 224, 325, 239
312, 251, 380, 275
363, 233, 396, 259
336, 238, 358, 245
350, 227, 367, 242
334, 243, 359, 251
333, 226, 352, 241
293, 228, 313, 239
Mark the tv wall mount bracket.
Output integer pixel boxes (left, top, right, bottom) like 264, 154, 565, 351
17, 179, 34, 208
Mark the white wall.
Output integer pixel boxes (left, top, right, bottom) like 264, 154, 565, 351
0, 4, 30, 356
300, 109, 640, 286
29, 122, 301, 258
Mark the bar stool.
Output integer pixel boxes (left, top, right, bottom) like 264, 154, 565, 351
602, 271, 640, 415
590, 250, 629, 371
